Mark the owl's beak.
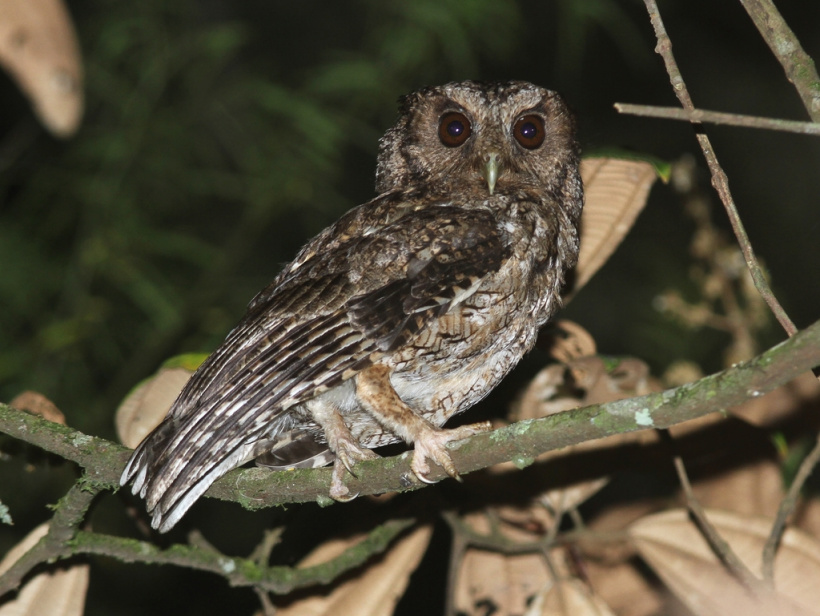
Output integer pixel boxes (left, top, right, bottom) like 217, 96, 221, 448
482, 152, 500, 195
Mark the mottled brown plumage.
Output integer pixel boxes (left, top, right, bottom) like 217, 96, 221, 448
120, 81, 583, 532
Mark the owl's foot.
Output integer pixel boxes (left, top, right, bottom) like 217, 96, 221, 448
329, 436, 379, 501
306, 396, 379, 501
357, 365, 492, 484
410, 421, 491, 483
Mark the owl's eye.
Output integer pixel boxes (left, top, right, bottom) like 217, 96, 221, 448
513, 115, 545, 149
438, 112, 472, 147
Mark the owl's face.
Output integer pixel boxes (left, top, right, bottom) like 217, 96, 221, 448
375, 81, 579, 198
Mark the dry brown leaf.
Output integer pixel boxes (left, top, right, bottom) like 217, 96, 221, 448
462, 508, 554, 544
502, 355, 662, 516
543, 320, 598, 364
529, 578, 617, 616
275, 524, 432, 616
569, 157, 659, 299
116, 367, 193, 448
538, 478, 611, 518
514, 355, 660, 422
9, 391, 64, 425
585, 560, 669, 616
0, 523, 89, 616
513, 363, 580, 419
631, 508, 820, 616
662, 360, 705, 388
0, 0, 83, 137
794, 497, 820, 540
691, 457, 785, 519
454, 548, 551, 616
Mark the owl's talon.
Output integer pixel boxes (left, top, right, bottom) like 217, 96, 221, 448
415, 471, 438, 485
339, 451, 359, 477
329, 437, 379, 500
410, 422, 488, 483
329, 458, 355, 501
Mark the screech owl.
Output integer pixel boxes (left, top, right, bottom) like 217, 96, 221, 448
121, 80, 584, 532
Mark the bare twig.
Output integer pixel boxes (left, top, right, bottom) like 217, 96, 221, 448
642, 0, 798, 337
0, 479, 101, 597
441, 510, 547, 555
738, 0, 820, 121
254, 590, 277, 616
250, 527, 285, 614
665, 438, 760, 589
615, 103, 820, 136
444, 518, 469, 616
762, 431, 820, 584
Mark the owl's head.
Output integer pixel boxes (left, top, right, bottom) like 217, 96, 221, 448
375, 81, 580, 199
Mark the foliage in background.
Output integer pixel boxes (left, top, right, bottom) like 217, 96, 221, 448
1, 0, 819, 614
0, 0, 523, 433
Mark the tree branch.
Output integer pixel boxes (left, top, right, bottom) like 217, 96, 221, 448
762, 431, 820, 584
66, 518, 415, 595
641, 0, 798, 338
614, 103, 820, 136
0, 480, 101, 597
669, 446, 760, 589
738, 0, 820, 121
1, 320, 818, 600
3, 319, 820, 510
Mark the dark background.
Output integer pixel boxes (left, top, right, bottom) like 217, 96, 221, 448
1, 1, 818, 614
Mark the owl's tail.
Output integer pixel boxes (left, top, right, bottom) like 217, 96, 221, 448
120, 408, 289, 533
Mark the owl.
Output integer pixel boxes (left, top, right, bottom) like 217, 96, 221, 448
120, 81, 584, 532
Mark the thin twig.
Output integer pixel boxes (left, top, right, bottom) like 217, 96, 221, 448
762, 431, 820, 584
615, 103, 820, 136
254, 589, 278, 616
738, 0, 820, 121
250, 527, 285, 615
642, 0, 798, 337
444, 517, 468, 616
0, 480, 101, 597
669, 448, 760, 589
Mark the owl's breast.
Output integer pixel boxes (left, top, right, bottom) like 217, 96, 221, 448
385, 251, 559, 426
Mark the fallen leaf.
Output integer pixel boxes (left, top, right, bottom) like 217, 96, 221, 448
541, 320, 598, 363
584, 560, 668, 616
514, 355, 660, 421
9, 391, 64, 425
568, 157, 660, 300
529, 578, 617, 616
115, 354, 206, 448
454, 548, 551, 616
794, 497, 820, 540
691, 457, 785, 519
631, 508, 820, 616
0, 523, 89, 616
275, 524, 432, 616
0, 0, 83, 136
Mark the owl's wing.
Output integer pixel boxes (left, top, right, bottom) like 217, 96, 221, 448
121, 204, 509, 531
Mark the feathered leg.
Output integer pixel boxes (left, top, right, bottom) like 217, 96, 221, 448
305, 398, 378, 499
355, 364, 490, 483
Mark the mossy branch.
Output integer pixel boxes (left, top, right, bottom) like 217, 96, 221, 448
2, 319, 819, 510
739, 0, 820, 121
67, 518, 415, 594
0, 480, 101, 597
1, 319, 818, 598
